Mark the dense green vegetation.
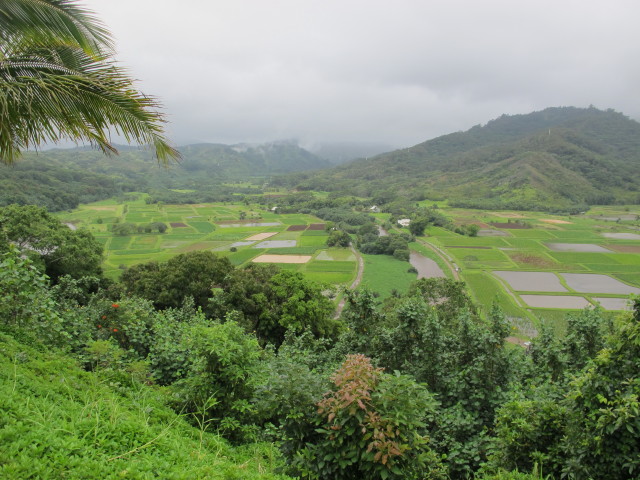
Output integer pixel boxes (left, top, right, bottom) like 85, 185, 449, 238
9, 2, 638, 477
2, 204, 639, 478
283, 107, 640, 213
0, 141, 329, 211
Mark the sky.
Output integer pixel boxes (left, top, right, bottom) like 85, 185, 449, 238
83, 0, 640, 150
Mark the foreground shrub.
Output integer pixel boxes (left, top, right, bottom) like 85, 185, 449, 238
292, 354, 446, 479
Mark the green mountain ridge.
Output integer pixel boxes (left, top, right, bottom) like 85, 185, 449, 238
290, 107, 640, 211
0, 141, 330, 211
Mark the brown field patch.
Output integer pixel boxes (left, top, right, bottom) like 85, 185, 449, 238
287, 224, 308, 231
490, 222, 530, 229
509, 253, 555, 268
307, 223, 326, 230
87, 206, 116, 211
540, 219, 572, 224
606, 244, 640, 253
246, 232, 278, 241
170, 222, 188, 228
252, 254, 311, 264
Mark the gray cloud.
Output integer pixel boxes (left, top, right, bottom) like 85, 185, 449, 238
84, 0, 640, 148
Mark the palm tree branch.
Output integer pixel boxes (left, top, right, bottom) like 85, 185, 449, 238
0, 0, 113, 55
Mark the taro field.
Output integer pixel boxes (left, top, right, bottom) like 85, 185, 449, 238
413, 205, 640, 336
58, 194, 357, 287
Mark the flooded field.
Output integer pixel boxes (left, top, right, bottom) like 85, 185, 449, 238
246, 232, 278, 241
218, 222, 280, 228
478, 229, 510, 237
230, 241, 255, 247
601, 232, 640, 240
593, 297, 633, 311
252, 254, 311, 264
409, 251, 445, 279
561, 273, 640, 294
493, 271, 567, 292
520, 295, 591, 309
254, 240, 297, 248
546, 243, 613, 253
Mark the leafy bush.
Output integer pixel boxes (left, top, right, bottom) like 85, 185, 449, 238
292, 354, 446, 480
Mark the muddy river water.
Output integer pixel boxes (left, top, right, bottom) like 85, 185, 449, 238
409, 251, 446, 279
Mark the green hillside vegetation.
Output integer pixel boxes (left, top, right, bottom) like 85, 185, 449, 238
0, 141, 330, 211
285, 107, 640, 212
2, 229, 639, 478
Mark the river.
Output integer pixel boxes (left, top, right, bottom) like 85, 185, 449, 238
409, 251, 446, 279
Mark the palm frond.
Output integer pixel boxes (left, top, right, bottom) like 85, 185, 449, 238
0, 0, 180, 164
0, 0, 113, 55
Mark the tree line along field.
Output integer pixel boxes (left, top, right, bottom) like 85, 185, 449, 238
413, 204, 640, 336
57, 193, 358, 287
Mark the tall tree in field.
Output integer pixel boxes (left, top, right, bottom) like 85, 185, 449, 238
0, 0, 179, 164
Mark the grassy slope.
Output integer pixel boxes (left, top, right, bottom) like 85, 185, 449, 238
0, 333, 288, 480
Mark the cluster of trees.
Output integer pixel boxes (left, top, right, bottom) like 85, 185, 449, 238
357, 223, 413, 260
0, 204, 103, 281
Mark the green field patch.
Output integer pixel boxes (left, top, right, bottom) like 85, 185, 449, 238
175, 241, 229, 253
277, 215, 319, 225
109, 236, 132, 250
315, 248, 356, 261
548, 230, 599, 240
227, 249, 263, 266
441, 236, 509, 247
272, 263, 301, 271
131, 235, 159, 248
123, 213, 152, 221
299, 235, 328, 247
169, 226, 197, 234
608, 253, 640, 265
585, 264, 640, 274
502, 238, 543, 249
189, 221, 216, 234
449, 248, 512, 263
111, 248, 163, 255
304, 271, 353, 285
265, 246, 319, 255
548, 252, 620, 265
268, 231, 299, 240
504, 229, 555, 239
360, 254, 417, 299
425, 226, 458, 237
94, 236, 110, 247
463, 271, 528, 318
613, 273, 640, 287
534, 309, 570, 336
306, 261, 355, 273
301, 229, 329, 236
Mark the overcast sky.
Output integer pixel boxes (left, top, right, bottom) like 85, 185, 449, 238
83, 0, 640, 150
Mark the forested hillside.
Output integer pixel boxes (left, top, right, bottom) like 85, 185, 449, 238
286, 107, 640, 212
0, 141, 330, 211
